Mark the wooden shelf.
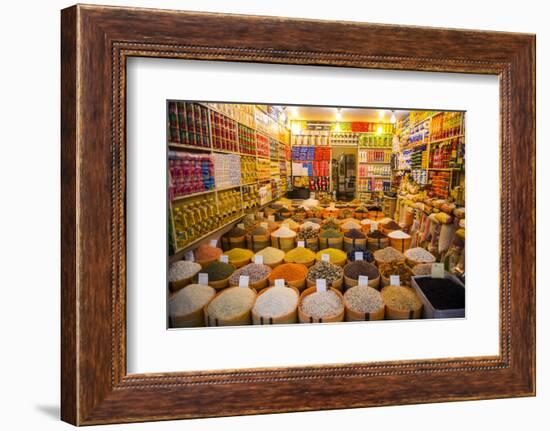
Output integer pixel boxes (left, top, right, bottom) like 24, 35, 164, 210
168, 143, 211, 151
172, 189, 215, 201
429, 134, 465, 144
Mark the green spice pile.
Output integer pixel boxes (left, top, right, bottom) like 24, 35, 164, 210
307, 261, 343, 285
343, 261, 379, 280
229, 263, 272, 285
198, 261, 235, 281
319, 228, 343, 239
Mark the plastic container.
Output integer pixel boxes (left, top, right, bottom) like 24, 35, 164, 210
411, 274, 465, 319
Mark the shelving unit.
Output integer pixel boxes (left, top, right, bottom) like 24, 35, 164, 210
167, 101, 291, 256
393, 111, 465, 200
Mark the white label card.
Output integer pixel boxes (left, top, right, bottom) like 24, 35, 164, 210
431, 263, 445, 279
209, 239, 218, 247
297, 241, 305, 248
239, 275, 250, 288
321, 254, 330, 262
220, 255, 229, 263
198, 273, 208, 285
260, 222, 268, 230
316, 279, 327, 292
311, 192, 315, 199
370, 223, 377, 233
390, 275, 400, 286
257, 212, 264, 218
274, 279, 285, 288
355, 252, 364, 261
268, 215, 275, 222
237, 223, 245, 230
358, 275, 369, 286
184, 251, 194, 262
254, 255, 264, 265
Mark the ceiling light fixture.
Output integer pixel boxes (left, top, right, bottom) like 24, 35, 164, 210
390, 110, 397, 124
336, 107, 342, 121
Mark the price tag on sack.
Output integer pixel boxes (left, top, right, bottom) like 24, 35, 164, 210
355, 251, 364, 261
257, 212, 264, 219
321, 254, 330, 262
431, 263, 445, 279
274, 279, 285, 288
239, 275, 250, 288
370, 223, 377, 233
297, 241, 305, 248
254, 255, 264, 265
260, 222, 268, 230
198, 273, 208, 285
316, 279, 327, 292
358, 275, 369, 287
268, 215, 275, 222
329, 203, 335, 209
237, 223, 245, 230
184, 251, 194, 262
310, 192, 316, 199
219, 255, 229, 263
209, 239, 218, 247
390, 275, 400, 286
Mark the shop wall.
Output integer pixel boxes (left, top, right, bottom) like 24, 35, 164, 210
0, 0, 546, 430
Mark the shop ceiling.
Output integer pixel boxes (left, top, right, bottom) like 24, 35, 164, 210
276, 106, 409, 123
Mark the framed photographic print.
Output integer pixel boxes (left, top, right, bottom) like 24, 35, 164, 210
61, 4, 536, 425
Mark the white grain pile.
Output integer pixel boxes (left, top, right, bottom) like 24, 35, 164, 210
253, 287, 298, 318
344, 286, 384, 314
169, 284, 215, 317
168, 260, 201, 282
405, 247, 436, 263
300, 290, 343, 319
207, 288, 256, 320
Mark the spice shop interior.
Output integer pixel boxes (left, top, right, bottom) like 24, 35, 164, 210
167, 102, 466, 328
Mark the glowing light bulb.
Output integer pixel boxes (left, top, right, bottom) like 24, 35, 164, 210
377, 125, 383, 135
335, 122, 341, 132
291, 121, 302, 135
336, 108, 342, 121
390, 111, 396, 124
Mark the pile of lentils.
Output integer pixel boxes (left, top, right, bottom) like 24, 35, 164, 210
307, 261, 343, 285
229, 263, 272, 285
